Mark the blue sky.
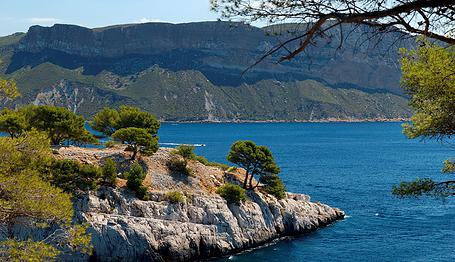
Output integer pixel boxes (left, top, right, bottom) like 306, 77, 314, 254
0, 0, 221, 36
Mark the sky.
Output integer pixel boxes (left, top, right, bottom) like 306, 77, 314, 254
0, 0, 221, 36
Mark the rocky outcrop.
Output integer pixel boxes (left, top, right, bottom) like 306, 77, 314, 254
32, 80, 87, 113
51, 146, 345, 261
25, 80, 132, 116
75, 188, 343, 261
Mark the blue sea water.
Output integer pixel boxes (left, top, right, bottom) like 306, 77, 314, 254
3, 122, 454, 260
158, 122, 455, 262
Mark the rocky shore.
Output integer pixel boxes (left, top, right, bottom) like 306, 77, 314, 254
59, 146, 344, 261
161, 117, 410, 124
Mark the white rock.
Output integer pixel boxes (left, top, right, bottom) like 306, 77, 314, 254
75, 187, 344, 261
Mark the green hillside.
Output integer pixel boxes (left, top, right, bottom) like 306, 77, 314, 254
0, 58, 410, 121
0, 22, 412, 121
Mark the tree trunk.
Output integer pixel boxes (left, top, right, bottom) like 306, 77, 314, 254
243, 170, 249, 189
248, 173, 254, 189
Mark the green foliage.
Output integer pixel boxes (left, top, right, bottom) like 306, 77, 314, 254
92, 106, 160, 136
226, 166, 238, 172
0, 109, 27, 138
401, 41, 455, 140
102, 158, 117, 186
66, 224, 93, 255
93, 106, 161, 160
260, 174, 286, 199
41, 159, 102, 192
20, 105, 96, 146
0, 239, 60, 261
175, 145, 229, 171
395, 41, 455, 198
135, 186, 149, 201
167, 156, 193, 176
126, 163, 145, 190
0, 171, 73, 227
117, 106, 160, 134
125, 163, 148, 200
195, 155, 209, 165
104, 140, 116, 148
216, 183, 247, 204
175, 145, 196, 160
91, 107, 120, 136
0, 131, 92, 259
0, 77, 19, 99
193, 155, 230, 170
165, 191, 186, 204
0, 130, 52, 175
227, 140, 280, 189
392, 178, 437, 197
227, 140, 256, 170
442, 160, 455, 174
112, 127, 159, 160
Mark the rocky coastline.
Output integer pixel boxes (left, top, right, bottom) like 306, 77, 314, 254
75, 188, 343, 261
161, 117, 410, 124
60, 146, 344, 261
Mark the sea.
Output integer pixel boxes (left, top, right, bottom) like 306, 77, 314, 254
158, 122, 455, 262
4, 122, 455, 261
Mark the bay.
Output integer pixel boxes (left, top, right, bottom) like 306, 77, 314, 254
158, 122, 455, 262
3, 121, 454, 261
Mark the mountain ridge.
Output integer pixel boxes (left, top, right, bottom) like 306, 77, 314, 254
0, 21, 412, 121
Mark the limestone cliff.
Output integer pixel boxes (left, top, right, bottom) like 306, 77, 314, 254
0, 22, 414, 121
10, 21, 410, 92
76, 187, 342, 261
55, 146, 344, 261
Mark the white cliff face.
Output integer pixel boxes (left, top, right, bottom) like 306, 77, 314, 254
75, 187, 344, 261
49, 146, 345, 261
33, 80, 85, 113
0, 146, 344, 261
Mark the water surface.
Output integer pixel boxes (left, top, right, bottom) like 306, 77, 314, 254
158, 122, 455, 262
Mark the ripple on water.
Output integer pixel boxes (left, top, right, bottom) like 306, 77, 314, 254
157, 122, 455, 261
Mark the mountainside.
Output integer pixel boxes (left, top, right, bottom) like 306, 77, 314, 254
0, 21, 413, 121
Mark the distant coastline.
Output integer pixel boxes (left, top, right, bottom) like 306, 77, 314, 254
161, 117, 410, 124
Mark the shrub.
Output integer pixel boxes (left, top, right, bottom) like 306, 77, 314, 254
195, 155, 230, 170
166, 191, 186, 204
195, 155, 209, 165
135, 186, 149, 201
226, 166, 238, 172
167, 157, 193, 176
42, 159, 102, 192
260, 174, 286, 200
104, 140, 115, 148
125, 163, 148, 200
175, 145, 196, 160
102, 158, 117, 186
216, 183, 247, 204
